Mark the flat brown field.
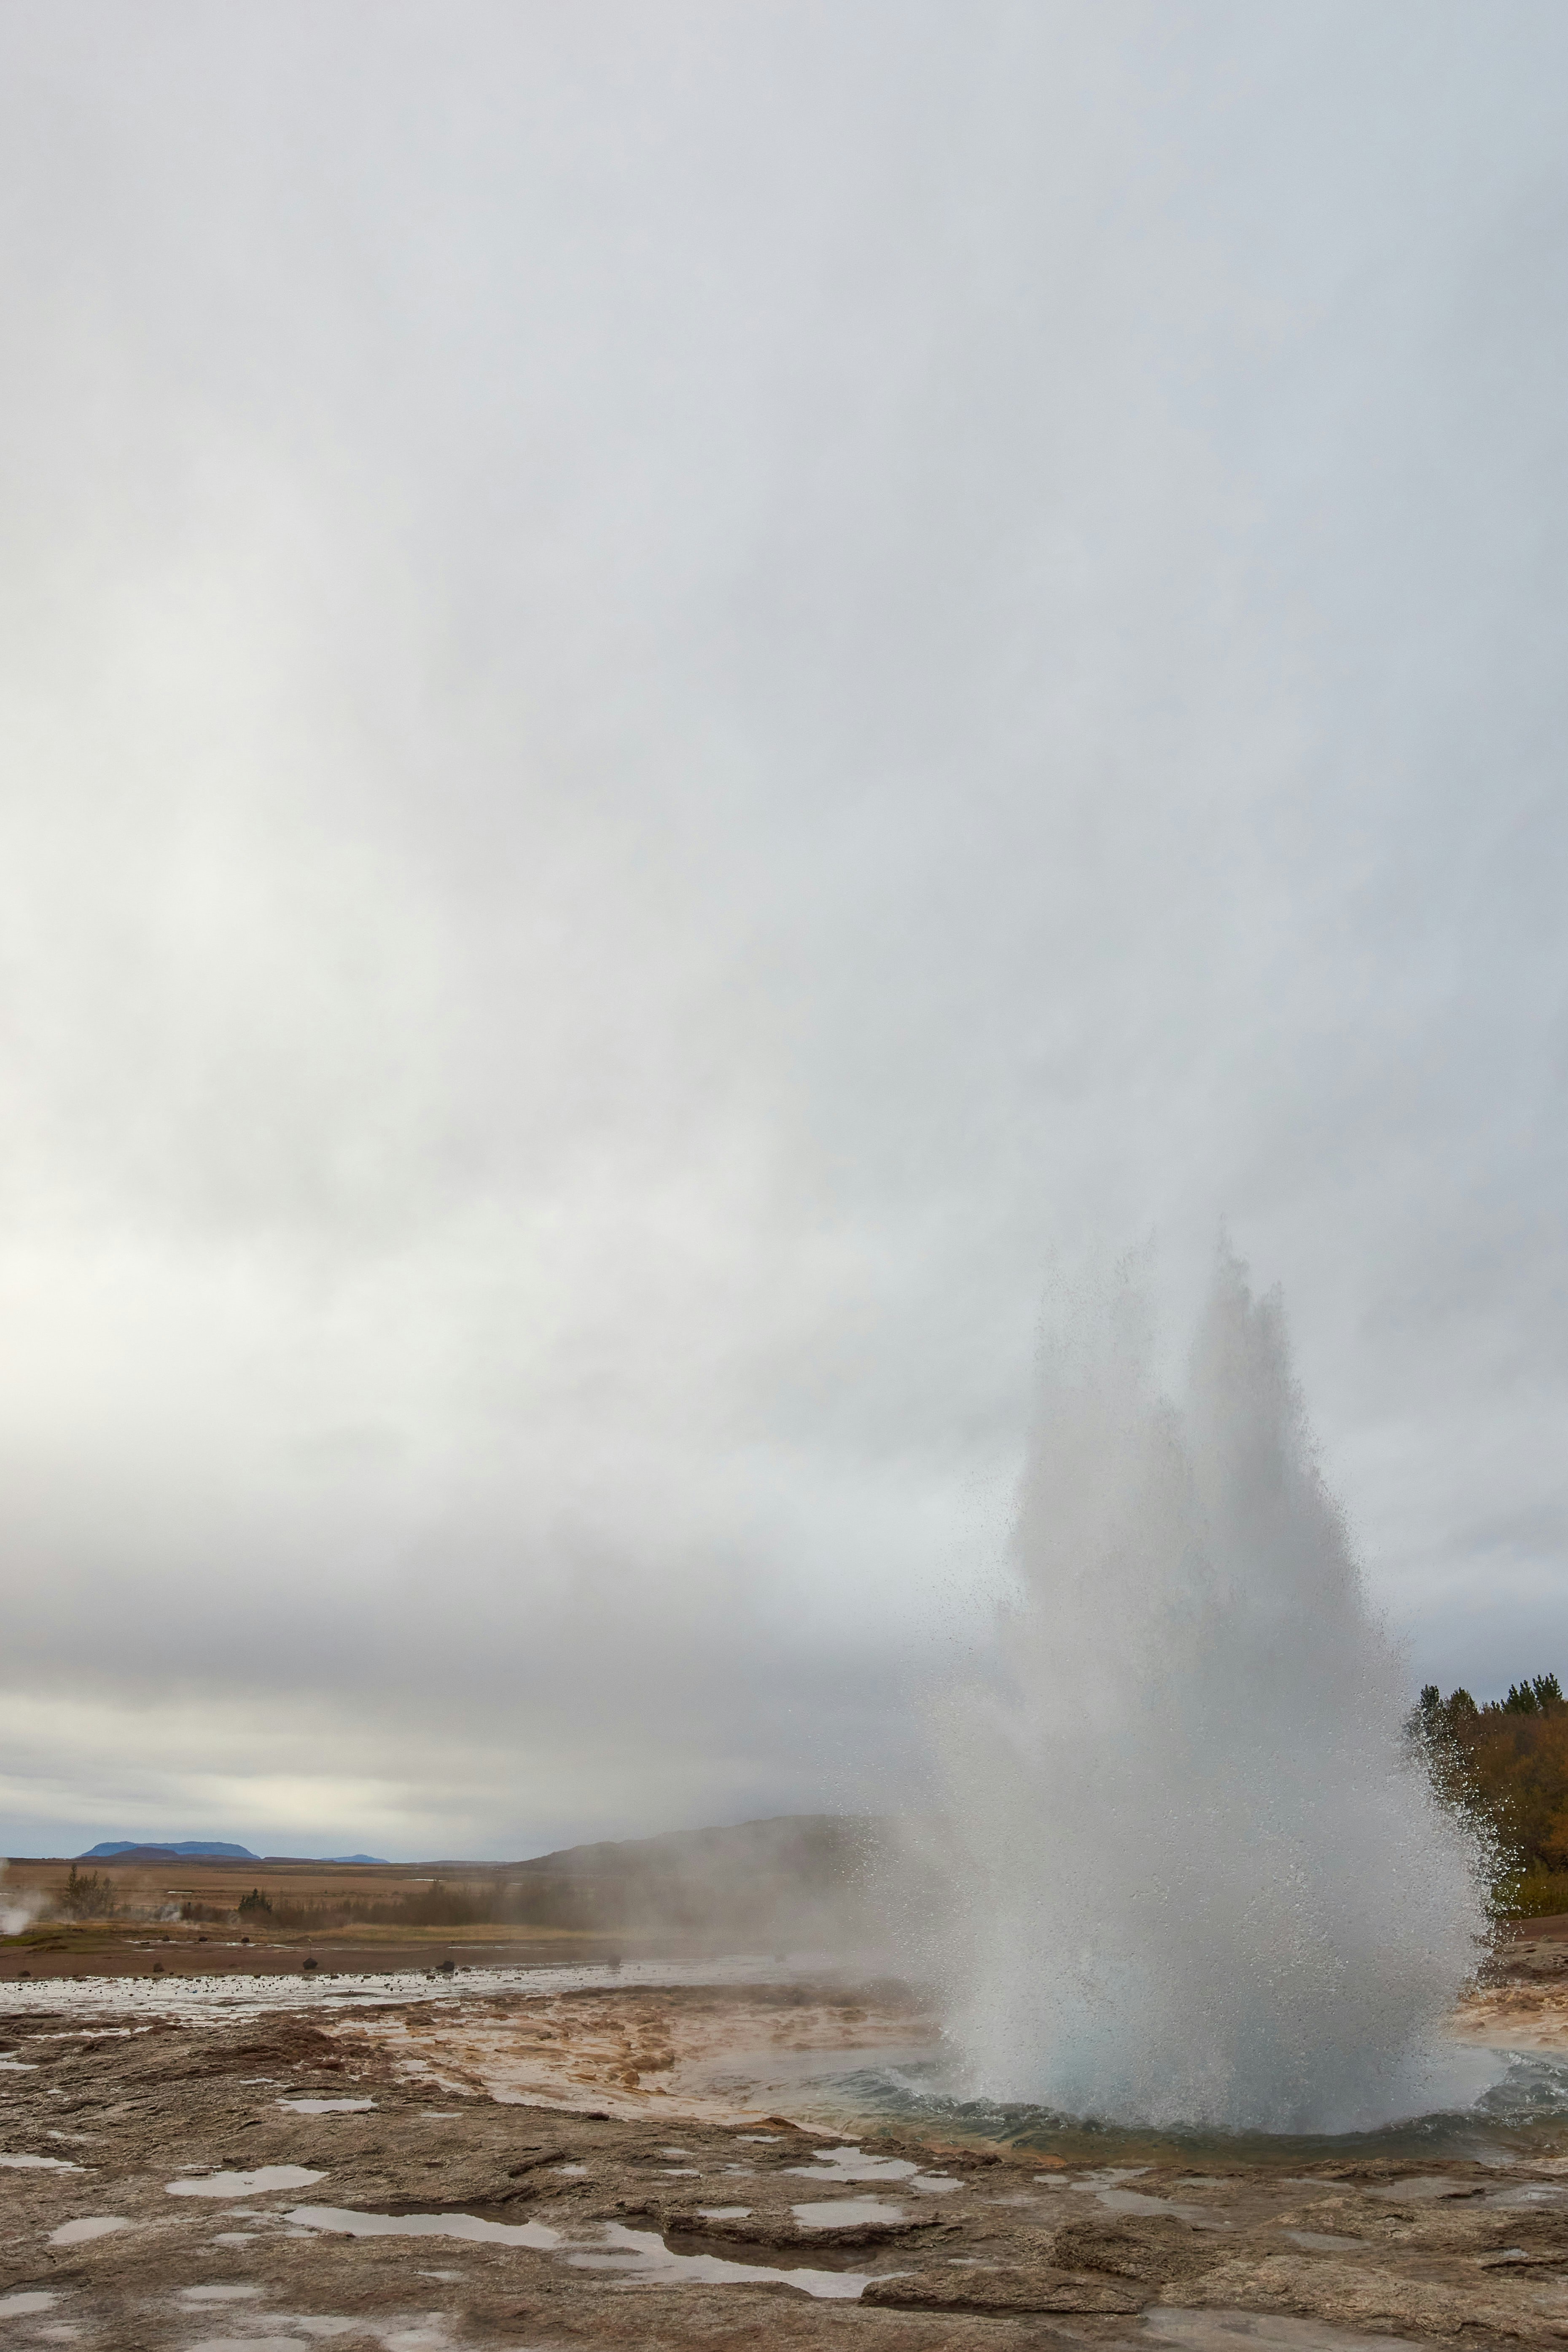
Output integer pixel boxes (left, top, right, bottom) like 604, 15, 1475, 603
4, 1855, 503, 1907
0, 1856, 685, 1981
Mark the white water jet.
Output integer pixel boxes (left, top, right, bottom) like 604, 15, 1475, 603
935, 1250, 1491, 2134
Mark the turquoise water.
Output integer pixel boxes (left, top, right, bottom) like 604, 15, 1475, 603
788, 2049, 1568, 2168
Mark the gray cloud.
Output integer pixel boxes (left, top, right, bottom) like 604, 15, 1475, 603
1, 1, 1565, 1857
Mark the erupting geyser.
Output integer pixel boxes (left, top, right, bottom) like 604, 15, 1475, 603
935, 1251, 1491, 2134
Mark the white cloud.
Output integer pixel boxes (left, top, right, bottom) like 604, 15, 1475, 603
0, 2, 1565, 1855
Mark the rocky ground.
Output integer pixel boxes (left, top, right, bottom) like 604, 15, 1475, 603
7, 1985, 1568, 2350
1453, 1926, 1568, 2058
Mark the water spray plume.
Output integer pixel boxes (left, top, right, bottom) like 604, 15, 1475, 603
934, 1250, 1490, 2134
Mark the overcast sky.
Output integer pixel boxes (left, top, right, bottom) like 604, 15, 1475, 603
1, 2, 1564, 1861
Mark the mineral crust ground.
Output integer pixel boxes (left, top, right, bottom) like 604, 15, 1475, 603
5, 1965, 1568, 2350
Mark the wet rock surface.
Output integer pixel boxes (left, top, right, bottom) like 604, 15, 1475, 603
4, 1998, 1568, 2347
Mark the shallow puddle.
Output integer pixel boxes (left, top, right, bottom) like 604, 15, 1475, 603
168, 2166, 326, 2197
791, 2196, 907, 2228
48, 2216, 130, 2246
567, 2221, 885, 2299
785, 2142, 961, 2199
0, 2152, 80, 2170
288, 2204, 562, 2250
786, 2143, 918, 2183
284, 2204, 889, 2300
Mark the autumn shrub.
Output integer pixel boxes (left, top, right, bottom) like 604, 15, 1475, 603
1499, 1867, 1568, 1919
258, 1880, 510, 1932
1414, 1677, 1568, 1912
54, 1866, 118, 1919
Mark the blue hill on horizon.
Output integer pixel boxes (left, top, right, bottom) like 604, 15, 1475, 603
76, 1839, 391, 1863
79, 1839, 258, 1860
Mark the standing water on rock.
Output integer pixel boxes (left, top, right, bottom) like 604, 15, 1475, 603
932, 1252, 1491, 2134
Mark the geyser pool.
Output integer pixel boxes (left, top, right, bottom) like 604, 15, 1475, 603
932, 1250, 1491, 2135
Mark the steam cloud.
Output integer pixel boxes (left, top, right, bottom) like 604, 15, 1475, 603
0, 1864, 42, 1938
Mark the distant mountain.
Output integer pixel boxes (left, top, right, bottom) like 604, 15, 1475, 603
78, 1840, 390, 1864
78, 1839, 261, 1860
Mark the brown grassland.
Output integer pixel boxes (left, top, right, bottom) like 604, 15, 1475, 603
0, 1855, 646, 1978
0, 1817, 878, 1977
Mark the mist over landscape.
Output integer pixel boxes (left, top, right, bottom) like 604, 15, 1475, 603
2, 2, 1567, 1866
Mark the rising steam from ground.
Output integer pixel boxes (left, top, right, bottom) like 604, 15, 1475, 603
0, 1861, 42, 1936
928, 1251, 1491, 2134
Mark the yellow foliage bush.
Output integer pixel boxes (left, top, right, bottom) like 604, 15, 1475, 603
1416, 1677, 1568, 1912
